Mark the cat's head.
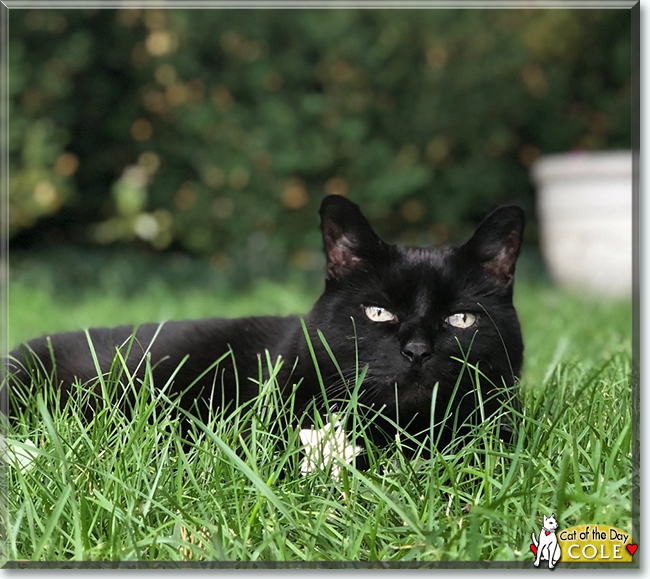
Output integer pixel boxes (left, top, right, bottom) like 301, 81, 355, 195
307, 195, 525, 444
543, 514, 558, 530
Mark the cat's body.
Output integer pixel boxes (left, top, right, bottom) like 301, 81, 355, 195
5, 196, 525, 454
10, 316, 301, 418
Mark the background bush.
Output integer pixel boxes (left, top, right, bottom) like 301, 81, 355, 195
10, 8, 632, 281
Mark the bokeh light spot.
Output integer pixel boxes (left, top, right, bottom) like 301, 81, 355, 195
324, 177, 348, 197
54, 153, 79, 177
204, 166, 225, 188
33, 181, 59, 210
212, 197, 234, 219
401, 199, 425, 223
138, 152, 161, 176
154, 63, 177, 86
229, 167, 250, 190
131, 118, 153, 142
282, 179, 308, 210
174, 184, 198, 211
146, 31, 173, 57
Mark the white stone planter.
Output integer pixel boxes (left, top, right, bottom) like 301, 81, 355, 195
531, 151, 632, 298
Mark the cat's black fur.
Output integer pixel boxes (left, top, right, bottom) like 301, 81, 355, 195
5, 196, 524, 453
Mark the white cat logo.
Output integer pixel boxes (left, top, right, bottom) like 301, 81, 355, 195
531, 513, 562, 569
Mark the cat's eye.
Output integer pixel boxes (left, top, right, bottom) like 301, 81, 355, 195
364, 306, 397, 323
445, 313, 477, 329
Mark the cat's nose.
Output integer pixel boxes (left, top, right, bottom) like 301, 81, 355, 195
402, 341, 432, 362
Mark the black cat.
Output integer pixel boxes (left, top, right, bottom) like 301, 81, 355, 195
5, 196, 524, 454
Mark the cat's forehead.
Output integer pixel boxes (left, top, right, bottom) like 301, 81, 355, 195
393, 244, 454, 269
381, 244, 458, 301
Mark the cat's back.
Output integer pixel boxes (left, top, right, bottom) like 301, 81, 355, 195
7, 314, 301, 393
156, 314, 301, 364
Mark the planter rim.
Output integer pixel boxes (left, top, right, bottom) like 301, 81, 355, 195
531, 150, 632, 182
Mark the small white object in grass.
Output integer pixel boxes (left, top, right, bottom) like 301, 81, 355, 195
299, 420, 362, 480
0, 436, 38, 471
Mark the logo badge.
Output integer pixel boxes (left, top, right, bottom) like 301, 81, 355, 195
557, 524, 636, 563
531, 513, 562, 569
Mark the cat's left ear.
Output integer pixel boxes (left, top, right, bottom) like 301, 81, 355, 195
461, 206, 525, 285
320, 195, 386, 281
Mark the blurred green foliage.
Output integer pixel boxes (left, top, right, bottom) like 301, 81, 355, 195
10, 8, 631, 280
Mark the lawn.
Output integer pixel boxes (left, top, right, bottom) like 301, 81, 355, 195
2, 250, 635, 565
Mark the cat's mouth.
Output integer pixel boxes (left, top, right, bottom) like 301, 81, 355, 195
399, 379, 436, 404
337, 364, 439, 417
403, 366, 437, 392
376, 365, 438, 392
380, 370, 437, 408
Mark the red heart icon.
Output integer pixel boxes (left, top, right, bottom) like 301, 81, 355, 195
530, 544, 538, 556
626, 544, 638, 556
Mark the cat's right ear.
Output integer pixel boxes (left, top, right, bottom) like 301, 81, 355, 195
320, 196, 386, 281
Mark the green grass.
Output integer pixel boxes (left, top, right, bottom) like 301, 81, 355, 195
2, 262, 634, 564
